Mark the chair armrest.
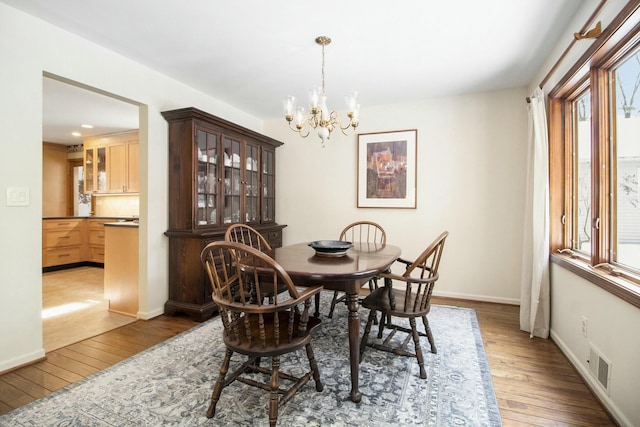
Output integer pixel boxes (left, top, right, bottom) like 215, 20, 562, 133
296, 285, 323, 301
379, 271, 439, 285
395, 257, 413, 267
216, 285, 323, 314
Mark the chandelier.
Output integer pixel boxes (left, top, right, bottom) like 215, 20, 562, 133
283, 36, 360, 146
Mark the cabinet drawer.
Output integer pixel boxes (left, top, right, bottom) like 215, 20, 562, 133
44, 247, 82, 267
266, 230, 282, 248
43, 219, 83, 230
88, 219, 108, 230
89, 246, 105, 263
44, 229, 82, 248
89, 229, 105, 246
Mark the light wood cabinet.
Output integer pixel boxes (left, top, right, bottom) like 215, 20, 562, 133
104, 223, 138, 317
42, 217, 129, 268
86, 219, 107, 263
42, 219, 84, 267
126, 142, 139, 193
84, 131, 139, 194
42, 142, 69, 217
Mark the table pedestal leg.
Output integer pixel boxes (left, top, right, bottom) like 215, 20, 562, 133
346, 293, 362, 403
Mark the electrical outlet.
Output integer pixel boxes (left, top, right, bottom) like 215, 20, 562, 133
581, 316, 588, 337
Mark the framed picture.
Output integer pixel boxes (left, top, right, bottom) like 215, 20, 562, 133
357, 129, 417, 208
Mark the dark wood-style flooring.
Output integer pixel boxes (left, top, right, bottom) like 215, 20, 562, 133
0, 295, 616, 426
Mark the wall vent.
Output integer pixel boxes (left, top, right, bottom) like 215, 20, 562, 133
588, 345, 611, 394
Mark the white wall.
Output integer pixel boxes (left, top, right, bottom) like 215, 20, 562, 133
265, 88, 528, 304
532, 1, 640, 425
0, 3, 262, 372
550, 265, 640, 427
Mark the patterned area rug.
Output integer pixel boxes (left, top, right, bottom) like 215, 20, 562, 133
0, 294, 501, 426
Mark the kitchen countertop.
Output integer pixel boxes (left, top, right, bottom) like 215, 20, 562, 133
104, 220, 139, 228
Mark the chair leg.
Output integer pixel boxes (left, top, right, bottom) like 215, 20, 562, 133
410, 318, 427, 379
421, 315, 437, 354
305, 343, 324, 392
360, 310, 376, 362
207, 348, 233, 418
377, 310, 386, 339
269, 356, 280, 427
314, 293, 320, 318
368, 279, 378, 325
328, 291, 340, 318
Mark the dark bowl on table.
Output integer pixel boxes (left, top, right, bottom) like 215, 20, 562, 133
308, 240, 353, 257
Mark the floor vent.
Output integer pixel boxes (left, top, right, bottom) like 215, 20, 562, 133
588, 345, 611, 394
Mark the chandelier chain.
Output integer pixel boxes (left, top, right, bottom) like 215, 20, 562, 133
321, 43, 326, 96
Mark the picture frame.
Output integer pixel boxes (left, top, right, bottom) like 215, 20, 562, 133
357, 129, 417, 208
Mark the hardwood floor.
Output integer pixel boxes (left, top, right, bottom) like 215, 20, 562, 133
0, 295, 616, 425
431, 297, 616, 426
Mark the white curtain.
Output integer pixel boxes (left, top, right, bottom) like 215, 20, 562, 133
520, 86, 550, 339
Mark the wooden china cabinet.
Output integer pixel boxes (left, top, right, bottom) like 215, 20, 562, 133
162, 107, 285, 321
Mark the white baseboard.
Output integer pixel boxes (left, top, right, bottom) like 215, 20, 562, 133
550, 329, 631, 427
433, 290, 519, 306
0, 348, 45, 374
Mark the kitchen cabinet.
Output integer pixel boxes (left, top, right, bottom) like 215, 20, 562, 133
162, 107, 285, 321
104, 222, 138, 317
42, 219, 84, 267
84, 131, 139, 194
86, 218, 107, 263
42, 217, 132, 269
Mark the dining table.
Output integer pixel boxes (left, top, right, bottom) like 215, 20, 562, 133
266, 241, 401, 403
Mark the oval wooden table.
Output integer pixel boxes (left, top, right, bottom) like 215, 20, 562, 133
268, 242, 401, 403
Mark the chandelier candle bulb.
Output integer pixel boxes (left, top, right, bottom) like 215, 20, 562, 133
283, 97, 296, 120
346, 91, 358, 113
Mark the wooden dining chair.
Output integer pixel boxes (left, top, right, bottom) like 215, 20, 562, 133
201, 241, 323, 427
359, 231, 448, 379
225, 223, 272, 252
327, 221, 387, 318
225, 223, 287, 304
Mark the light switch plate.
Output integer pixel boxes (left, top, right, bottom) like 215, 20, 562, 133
6, 187, 30, 206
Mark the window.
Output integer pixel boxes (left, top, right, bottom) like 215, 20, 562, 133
573, 90, 592, 254
612, 51, 640, 270
550, 7, 640, 304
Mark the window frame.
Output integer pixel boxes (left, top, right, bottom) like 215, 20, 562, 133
549, 3, 640, 309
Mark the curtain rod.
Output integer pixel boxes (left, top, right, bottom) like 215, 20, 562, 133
526, 0, 610, 103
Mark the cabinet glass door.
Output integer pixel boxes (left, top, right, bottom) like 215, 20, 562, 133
262, 148, 275, 222
245, 143, 259, 223
84, 146, 107, 193
96, 146, 107, 192
223, 136, 242, 224
196, 128, 219, 226
85, 148, 95, 193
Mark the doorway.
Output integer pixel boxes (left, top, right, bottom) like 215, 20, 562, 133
42, 75, 140, 352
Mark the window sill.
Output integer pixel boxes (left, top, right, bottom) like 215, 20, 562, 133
551, 253, 640, 309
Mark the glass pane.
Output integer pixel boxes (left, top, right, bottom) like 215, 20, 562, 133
262, 150, 275, 222
196, 128, 219, 227
197, 129, 207, 159
574, 91, 591, 253
224, 137, 242, 223
612, 53, 640, 270
85, 149, 94, 192
97, 147, 106, 191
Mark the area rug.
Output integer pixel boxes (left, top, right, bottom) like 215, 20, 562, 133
0, 294, 501, 426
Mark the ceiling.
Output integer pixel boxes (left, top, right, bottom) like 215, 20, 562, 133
3, 0, 584, 144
